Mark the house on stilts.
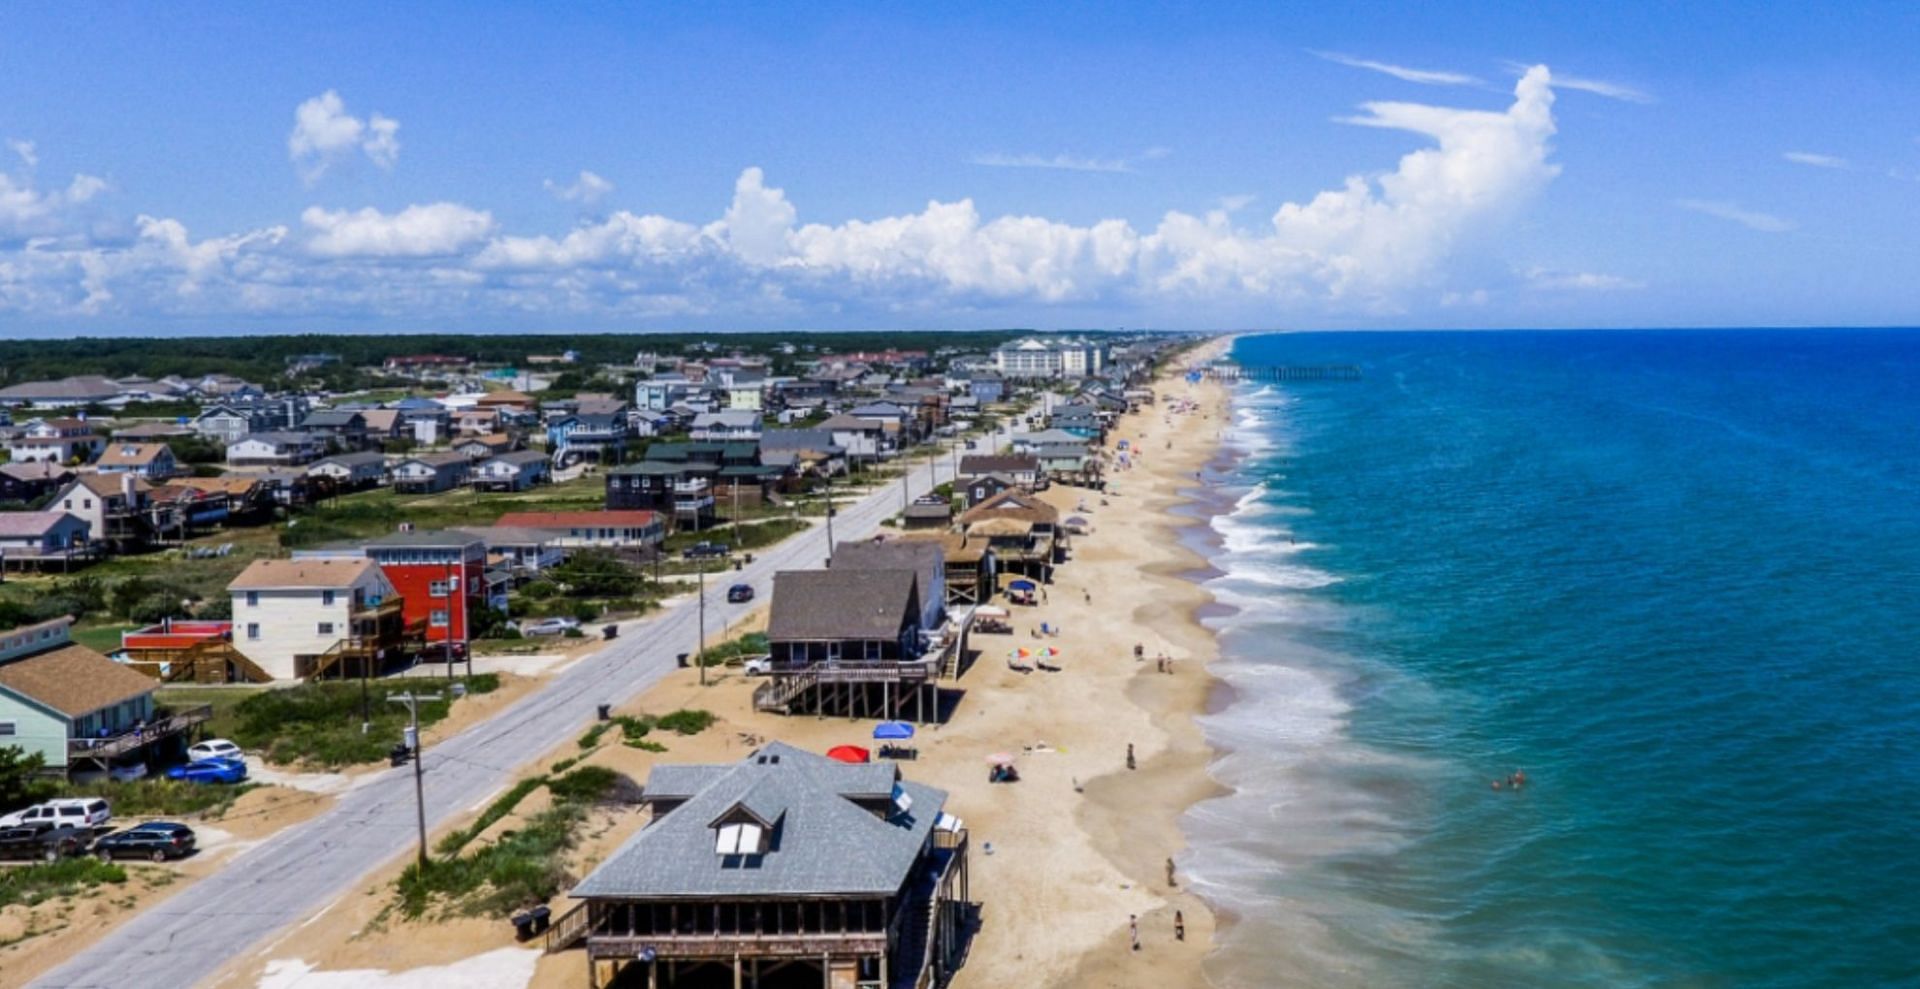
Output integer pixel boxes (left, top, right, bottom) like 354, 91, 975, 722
554, 741, 973, 989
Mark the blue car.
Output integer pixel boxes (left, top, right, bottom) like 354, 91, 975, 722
166, 757, 248, 785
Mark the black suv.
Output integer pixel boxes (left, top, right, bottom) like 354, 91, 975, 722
0, 822, 92, 862
682, 541, 731, 560
93, 821, 197, 863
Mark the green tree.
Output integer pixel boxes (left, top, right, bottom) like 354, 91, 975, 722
0, 746, 57, 813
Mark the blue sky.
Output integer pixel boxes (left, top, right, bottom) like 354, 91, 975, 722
3, 2, 1918, 336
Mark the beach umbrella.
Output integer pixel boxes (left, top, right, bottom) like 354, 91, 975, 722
826, 745, 871, 764
873, 721, 915, 741
984, 752, 1016, 766
1009, 579, 1038, 591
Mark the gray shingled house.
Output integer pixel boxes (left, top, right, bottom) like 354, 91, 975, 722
753, 569, 942, 723
561, 742, 972, 989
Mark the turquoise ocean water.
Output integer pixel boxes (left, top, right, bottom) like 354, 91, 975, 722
1182, 329, 1920, 988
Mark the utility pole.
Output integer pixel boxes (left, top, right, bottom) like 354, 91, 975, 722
823, 471, 835, 563
389, 690, 443, 871
696, 559, 708, 688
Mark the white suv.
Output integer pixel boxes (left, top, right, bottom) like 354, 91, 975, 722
0, 798, 112, 830
188, 739, 243, 762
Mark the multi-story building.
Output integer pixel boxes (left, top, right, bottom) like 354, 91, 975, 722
227, 558, 404, 680
6, 418, 104, 464
992, 336, 1107, 379
359, 531, 489, 646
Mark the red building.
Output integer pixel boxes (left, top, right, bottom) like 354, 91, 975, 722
360, 531, 488, 645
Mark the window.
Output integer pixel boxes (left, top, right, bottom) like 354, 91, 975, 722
429, 580, 449, 597
430, 610, 449, 627
321, 590, 335, 606
317, 622, 335, 636
246, 591, 259, 607
714, 821, 765, 856
246, 623, 261, 640
0, 721, 15, 737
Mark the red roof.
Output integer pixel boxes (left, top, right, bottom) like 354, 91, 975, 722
493, 510, 661, 529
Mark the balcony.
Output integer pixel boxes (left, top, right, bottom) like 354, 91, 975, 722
68, 704, 213, 761
587, 931, 887, 962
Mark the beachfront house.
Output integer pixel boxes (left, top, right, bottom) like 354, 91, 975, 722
830, 540, 947, 633
957, 454, 1040, 488
754, 568, 947, 723
559, 742, 971, 989
6, 418, 104, 465
957, 490, 1061, 582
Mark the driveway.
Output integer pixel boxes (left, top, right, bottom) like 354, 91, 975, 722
31, 415, 1027, 989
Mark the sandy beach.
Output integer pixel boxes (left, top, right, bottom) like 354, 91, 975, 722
185, 336, 1240, 989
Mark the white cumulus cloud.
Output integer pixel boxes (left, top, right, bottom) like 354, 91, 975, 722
545, 170, 615, 204
302, 203, 495, 257
288, 91, 402, 182
0, 67, 1569, 324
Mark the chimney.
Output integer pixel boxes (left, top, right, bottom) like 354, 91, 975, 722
121, 473, 135, 502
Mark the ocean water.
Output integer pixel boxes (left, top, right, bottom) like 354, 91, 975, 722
1180, 330, 1920, 989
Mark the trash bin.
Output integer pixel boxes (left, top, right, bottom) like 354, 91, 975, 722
676, 652, 689, 668
596, 703, 612, 721
602, 624, 619, 640
388, 743, 411, 767
530, 905, 552, 934
745, 553, 755, 564
732, 558, 743, 571
511, 911, 536, 941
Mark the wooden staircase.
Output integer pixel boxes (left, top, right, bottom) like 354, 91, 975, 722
544, 902, 591, 953
751, 668, 818, 713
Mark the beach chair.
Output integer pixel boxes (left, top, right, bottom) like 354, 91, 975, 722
1007, 658, 1034, 674
1036, 658, 1062, 673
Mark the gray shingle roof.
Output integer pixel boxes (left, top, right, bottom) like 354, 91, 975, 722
571, 742, 944, 899
767, 569, 918, 641
830, 541, 944, 610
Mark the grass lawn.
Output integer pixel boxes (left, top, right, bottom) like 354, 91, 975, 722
287, 473, 608, 549
69, 623, 137, 653
161, 675, 500, 768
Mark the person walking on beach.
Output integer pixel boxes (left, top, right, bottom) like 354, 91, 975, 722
1134, 643, 1144, 662
1175, 910, 1186, 941
1166, 857, 1177, 887
1129, 915, 1140, 951
1127, 743, 1136, 771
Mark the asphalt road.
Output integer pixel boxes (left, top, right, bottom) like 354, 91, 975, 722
33, 415, 1030, 989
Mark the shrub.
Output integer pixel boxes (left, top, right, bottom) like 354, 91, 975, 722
577, 723, 611, 750
655, 709, 715, 736
545, 765, 619, 805
0, 856, 128, 909
73, 779, 255, 818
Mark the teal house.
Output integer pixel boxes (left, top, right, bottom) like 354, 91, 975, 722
0, 617, 195, 776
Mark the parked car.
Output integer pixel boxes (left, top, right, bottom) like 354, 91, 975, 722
740, 655, 773, 676
94, 821, 197, 863
0, 823, 93, 862
187, 739, 243, 763
726, 583, 754, 603
0, 797, 112, 831
106, 761, 149, 783
516, 617, 581, 636
682, 541, 731, 560
166, 757, 248, 785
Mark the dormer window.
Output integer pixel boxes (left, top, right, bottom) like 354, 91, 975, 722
714, 821, 766, 856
